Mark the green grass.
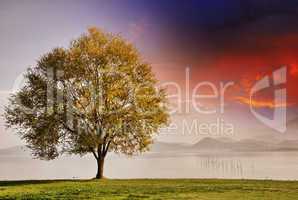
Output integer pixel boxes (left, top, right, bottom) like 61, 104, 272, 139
0, 179, 298, 199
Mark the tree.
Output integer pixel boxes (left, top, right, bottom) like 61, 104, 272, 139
5, 27, 169, 179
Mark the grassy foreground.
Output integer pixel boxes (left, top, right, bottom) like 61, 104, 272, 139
0, 179, 298, 199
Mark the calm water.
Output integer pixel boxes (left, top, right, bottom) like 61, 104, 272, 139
1, 152, 298, 180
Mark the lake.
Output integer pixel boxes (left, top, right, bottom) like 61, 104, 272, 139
1, 151, 298, 180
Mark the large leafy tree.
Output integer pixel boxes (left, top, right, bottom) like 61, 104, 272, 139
5, 27, 169, 179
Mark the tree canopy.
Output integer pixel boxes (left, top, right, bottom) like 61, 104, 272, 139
5, 27, 169, 178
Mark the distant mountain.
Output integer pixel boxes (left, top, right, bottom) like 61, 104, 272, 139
150, 137, 298, 153
192, 137, 298, 152
287, 117, 298, 130
2, 137, 298, 157
0, 145, 30, 156
276, 140, 298, 151
149, 141, 189, 153
192, 137, 232, 150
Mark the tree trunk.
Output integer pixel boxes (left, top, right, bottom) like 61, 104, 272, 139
95, 157, 105, 179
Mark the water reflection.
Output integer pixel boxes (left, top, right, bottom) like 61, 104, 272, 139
197, 156, 244, 178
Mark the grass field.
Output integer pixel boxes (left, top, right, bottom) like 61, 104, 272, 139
0, 179, 298, 199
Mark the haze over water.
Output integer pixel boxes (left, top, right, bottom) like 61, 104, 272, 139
1, 151, 298, 181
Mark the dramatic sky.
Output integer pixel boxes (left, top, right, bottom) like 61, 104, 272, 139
0, 0, 298, 147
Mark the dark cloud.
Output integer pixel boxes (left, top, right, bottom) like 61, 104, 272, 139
124, 0, 298, 66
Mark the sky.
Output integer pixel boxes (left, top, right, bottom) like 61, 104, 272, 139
0, 0, 298, 147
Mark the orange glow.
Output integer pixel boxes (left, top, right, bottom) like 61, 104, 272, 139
290, 65, 298, 77
234, 96, 289, 108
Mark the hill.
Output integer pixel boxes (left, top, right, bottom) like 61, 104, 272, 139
0, 145, 30, 157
